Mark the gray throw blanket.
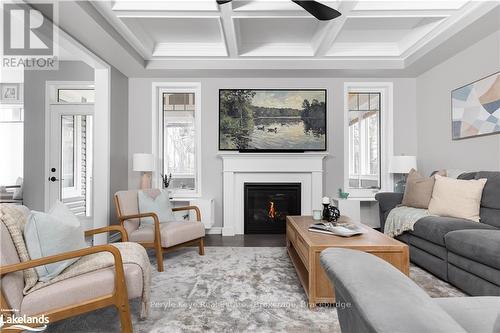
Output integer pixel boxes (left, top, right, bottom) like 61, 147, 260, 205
384, 206, 432, 238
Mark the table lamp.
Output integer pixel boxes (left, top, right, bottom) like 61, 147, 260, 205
133, 153, 154, 189
389, 155, 417, 193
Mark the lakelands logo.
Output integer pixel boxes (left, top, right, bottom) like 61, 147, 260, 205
2, 1, 58, 70
0, 313, 49, 331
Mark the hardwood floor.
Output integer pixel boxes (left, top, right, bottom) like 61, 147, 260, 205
204, 234, 286, 247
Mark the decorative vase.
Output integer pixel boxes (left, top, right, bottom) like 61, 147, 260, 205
322, 203, 330, 221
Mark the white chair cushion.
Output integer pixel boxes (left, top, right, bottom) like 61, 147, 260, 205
129, 221, 205, 247
20, 263, 143, 316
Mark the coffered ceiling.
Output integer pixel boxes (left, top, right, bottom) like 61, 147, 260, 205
91, 0, 499, 71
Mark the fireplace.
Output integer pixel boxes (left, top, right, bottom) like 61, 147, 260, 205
244, 183, 301, 234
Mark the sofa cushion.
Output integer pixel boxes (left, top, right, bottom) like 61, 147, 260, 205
448, 264, 500, 296
129, 221, 205, 247
448, 252, 500, 286
445, 230, 500, 270
435, 297, 500, 333
410, 216, 496, 246
409, 235, 447, 260
480, 207, 500, 229
20, 263, 143, 316
475, 171, 500, 210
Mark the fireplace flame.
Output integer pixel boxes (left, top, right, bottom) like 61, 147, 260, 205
268, 201, 276, 219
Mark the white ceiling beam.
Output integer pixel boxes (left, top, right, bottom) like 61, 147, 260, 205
114, 11, 221, 18
145, 58, 405, 70
91, 1, 152, 59
348, 9, 454, 18
219, 3, 239, 57
231, 11, 311, 18
403, 1, 499, 66
313, 1, 359, 57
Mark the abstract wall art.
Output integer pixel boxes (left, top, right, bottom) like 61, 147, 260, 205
452, 71, 500, 140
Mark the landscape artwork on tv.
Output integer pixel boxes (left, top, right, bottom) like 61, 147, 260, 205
219, 89, 327, 151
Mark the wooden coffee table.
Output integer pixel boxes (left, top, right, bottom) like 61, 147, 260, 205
286, 215, 409, 307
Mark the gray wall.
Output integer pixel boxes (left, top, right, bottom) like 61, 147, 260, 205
23, 61, 94, 210
109, 67, 129, 224
23, 61, 129, 226
128, 77, 417, 228
416, 30, 500, 175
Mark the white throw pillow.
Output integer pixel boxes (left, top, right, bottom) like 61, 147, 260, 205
138, 190, 175, 227
428, 175, 487, 222
24, 201, 88, 281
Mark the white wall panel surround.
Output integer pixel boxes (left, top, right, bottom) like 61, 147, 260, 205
128, 77, 417, 228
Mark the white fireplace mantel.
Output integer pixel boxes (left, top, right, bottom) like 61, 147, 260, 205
219, 152, 327, 236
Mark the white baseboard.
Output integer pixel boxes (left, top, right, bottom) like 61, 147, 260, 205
206, 227, 222, 234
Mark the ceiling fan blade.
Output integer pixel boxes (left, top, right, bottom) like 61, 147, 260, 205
216, 0, 232, 5
292, 1, 341, 20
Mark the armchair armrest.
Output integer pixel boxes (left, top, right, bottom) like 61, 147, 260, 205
172, 206, 201, 222
0, 245, 124, 276
85, 225, 128, 242
375, 192, 403, 232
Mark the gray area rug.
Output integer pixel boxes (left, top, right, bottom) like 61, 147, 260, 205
46, 247, 465, 333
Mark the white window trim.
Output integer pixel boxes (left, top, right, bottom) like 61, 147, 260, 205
152, 82, 202, 198
343, 82, 394, 197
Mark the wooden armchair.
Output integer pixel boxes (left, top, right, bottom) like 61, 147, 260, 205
114, 189, 205, 272
0, 224, 139, 333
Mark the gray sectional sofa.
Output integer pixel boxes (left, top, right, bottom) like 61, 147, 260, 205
320, 248, 500, 333
376, 171, 500, 296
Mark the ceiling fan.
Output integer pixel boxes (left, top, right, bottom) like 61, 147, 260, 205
216, 1, 341, 21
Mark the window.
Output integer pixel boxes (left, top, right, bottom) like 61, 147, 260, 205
159, 88, 200, 197
0, 106, 24, 187
348, 92, 381, 190
57, 89, 95, 103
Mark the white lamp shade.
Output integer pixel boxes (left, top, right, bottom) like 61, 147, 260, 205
133, 153, 154, 172
389, 156, 417, 174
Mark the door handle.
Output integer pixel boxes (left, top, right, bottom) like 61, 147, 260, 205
48, 176, 59, 182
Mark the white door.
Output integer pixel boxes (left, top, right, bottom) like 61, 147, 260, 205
48, 104, 94, 230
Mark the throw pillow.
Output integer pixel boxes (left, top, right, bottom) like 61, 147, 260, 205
428, 175, 487, 222
138, 190, 175, 227
24, 201, 88, 282
402, 169, 446, 209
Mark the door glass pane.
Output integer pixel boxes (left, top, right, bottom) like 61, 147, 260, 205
61, 115, 93, 217
61, 116, 75, 188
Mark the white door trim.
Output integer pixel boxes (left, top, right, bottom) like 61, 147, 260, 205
43, 26, 111, 244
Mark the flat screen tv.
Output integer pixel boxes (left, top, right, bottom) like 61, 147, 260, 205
219, 89, 327, 152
